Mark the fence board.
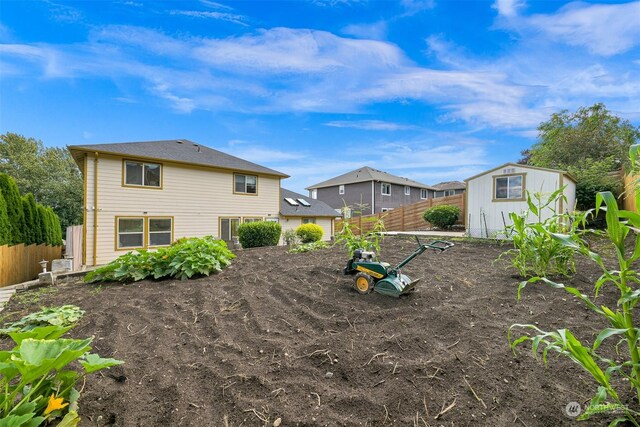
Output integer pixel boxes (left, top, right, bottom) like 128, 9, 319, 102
335, 194, 465, 234
0, 244, 63, 287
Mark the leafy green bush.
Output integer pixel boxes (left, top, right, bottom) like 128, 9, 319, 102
85, 236, 235, 283
0, 313, 123, 426
422, 205, 461, 229
289, 241, 329, 253
295, 223, 323, 243
238, 221, 281, 248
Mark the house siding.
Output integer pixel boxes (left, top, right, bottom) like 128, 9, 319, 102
314, 182, 432, 215
279, 217, 334, 244
466, 165, 572, 238
85, 153, 281, 265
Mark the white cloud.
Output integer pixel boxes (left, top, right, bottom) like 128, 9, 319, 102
342, 21, 388, 40
401, 0, 436, 14
325, 120, 416, 131
492, 0, 526, 18
169, 10, 248, 26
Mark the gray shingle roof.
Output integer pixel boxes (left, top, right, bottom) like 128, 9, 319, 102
68, 139, 288, 177
433, 181, 466, 191
306, 166, 434, 190
280, 189, 339, 217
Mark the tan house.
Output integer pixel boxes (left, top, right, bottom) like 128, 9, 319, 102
279, 188, 338, 241
68, 139, 289, 266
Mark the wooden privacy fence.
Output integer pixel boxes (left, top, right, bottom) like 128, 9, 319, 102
335, 193, 465, 234
0, 244, 63, 288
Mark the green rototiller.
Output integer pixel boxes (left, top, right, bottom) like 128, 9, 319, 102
343, 236, 454, 297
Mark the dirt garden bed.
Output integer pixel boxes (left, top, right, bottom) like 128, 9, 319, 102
0, 236, 623, 426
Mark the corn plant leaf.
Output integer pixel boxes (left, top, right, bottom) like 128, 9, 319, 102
609, 418, 632, 427
561, 330, 612, 392
79, 353, 124, 374
601, 306, 626, 329
593, 328, 630, 351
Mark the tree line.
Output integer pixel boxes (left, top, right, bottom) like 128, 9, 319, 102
0, 172, 63, 246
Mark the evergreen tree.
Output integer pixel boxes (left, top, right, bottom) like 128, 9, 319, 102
0, 173, 25, 244
48, 207, 63, 245
0, 189, 11, 245
35, 203, 46, 245
22, 194, 39, 245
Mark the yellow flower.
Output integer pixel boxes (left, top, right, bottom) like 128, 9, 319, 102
44, 394, 68, 415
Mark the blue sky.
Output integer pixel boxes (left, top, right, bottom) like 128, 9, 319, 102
1, 0, 639, 194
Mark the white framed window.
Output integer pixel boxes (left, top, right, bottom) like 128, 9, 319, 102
302, 218, 316, 224
381, 182, 391, 196
220, 217, 240, 242
495, 174, 524, 200
339, 185, 345, 195
234, 174, 257, 194
404, 186, 410, 196
243, 217, 262, 223
117, 217, 144, 249
446, 190, 456, 196
148, 217, 172, 247
124, 160, 161, 188
311, 189, 317, 199
265, 217, 279, 223
420, 188, 428, 199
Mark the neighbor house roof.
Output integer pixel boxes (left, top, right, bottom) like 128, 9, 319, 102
464, 162, 576, 183
433, 181, 466, 191
68, 139, 289, 178
280, 189, 339, 217
306, 166, 434, 190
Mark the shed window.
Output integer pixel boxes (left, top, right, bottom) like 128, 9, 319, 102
124, 160, 161, 187
495, 175, 523, 200
235, 174, 257, 194
381, 183, 391, 196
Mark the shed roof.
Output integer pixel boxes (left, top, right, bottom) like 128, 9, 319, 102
465, 163, 576, 183
306, 166, 434, 190
68, 139, 289, 177
280, 189, 339, 218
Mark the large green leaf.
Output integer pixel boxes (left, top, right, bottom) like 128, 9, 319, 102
14, 338, 92, 383
9, 326, 73, 345
79, 353, 124, 374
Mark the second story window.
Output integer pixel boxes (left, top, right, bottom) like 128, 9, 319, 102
420, 188, 428, 199
404, 186, 410, 195
381, 182, 391, 196
124, 160, 161, 188
339, 185, 345, 195
234, 173, 257, 194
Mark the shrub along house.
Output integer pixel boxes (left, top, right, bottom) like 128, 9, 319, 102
465, 163, 576, 238
68, 139, 289, 266
279, 189, 338, 242
306, 166, 435, 215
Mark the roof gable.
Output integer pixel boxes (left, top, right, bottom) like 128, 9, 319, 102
68, 139, 289, 177
465, 163, 576, 183
306, 166, 433, 190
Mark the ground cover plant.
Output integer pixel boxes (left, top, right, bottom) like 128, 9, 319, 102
509, 145, 640, 425
0, 234, 617, 426
0, 307, 123, 426
288, 240, 329, 253
85, 236, 235, 283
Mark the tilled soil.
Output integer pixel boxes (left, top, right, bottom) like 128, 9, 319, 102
1, 236, 624, 426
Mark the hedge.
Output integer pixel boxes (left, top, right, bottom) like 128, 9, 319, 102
238, 221, 282, 248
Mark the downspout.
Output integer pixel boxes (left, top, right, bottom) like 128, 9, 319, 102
371, 181, 375, 215
82, 153, 87, 266
93, 153, 99, 266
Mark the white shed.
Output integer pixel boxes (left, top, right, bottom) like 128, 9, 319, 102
465, 163, 576, 238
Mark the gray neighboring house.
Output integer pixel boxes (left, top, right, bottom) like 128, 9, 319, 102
280, 188, 338, 241
432, 181, 466, 198
306, 166, 435, 215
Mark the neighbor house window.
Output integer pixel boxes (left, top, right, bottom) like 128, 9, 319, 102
311, 189, 317, 199
302, 218, 316, 224
124, 160, 161, 188
234, 174, 257, 194
339, 185, 345, 195
420, 189, 428, 199
117, 217, 144, 249
404, 186, 410, 196
446, 190, 456, 196
381, 183, 391, 196
381, 208, 393, 213
495, 175, 524, 200
148, 218, 172, 247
